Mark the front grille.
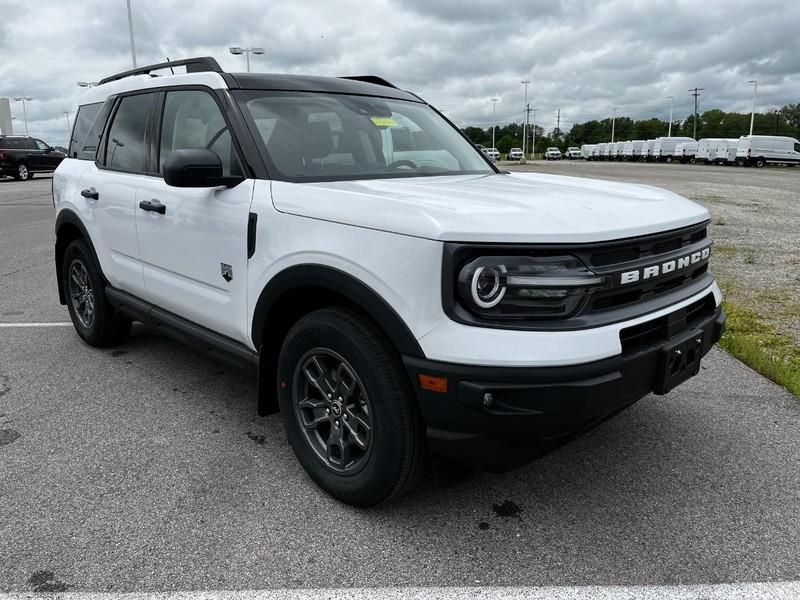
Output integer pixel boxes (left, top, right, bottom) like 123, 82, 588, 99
619, 294, 716, 353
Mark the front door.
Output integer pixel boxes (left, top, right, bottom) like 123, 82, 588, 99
134, 89, 254, 344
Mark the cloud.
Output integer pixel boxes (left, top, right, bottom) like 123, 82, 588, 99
0, 0, 798, 146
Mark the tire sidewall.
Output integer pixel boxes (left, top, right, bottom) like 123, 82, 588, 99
277, 311, 414, 506
17, 163, 30, 181
62, 240, 110, 345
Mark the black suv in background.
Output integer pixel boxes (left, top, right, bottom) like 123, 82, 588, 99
0, 136, 65, 180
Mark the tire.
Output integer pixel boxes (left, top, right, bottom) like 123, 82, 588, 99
754, 158, 765, 168
277, 307, 424, 507
15, 162, 32, 181
665, 156, 673, 163
62, 239, 131, 347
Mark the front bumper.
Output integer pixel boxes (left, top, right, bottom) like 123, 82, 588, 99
404, 301, 725, 472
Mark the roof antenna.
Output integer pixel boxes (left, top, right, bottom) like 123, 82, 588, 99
166, 57, 175, 74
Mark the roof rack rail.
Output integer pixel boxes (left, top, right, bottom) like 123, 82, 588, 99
339, 75, 399, 89
98, 56, 223, 86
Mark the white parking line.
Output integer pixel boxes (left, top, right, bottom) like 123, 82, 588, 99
2, 582, 799, 600
0, 322, 73, 328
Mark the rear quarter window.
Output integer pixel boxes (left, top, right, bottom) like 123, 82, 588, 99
69, 102, 106, 160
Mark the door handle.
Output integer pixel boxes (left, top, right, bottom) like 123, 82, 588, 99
139, 199, 166, 214
80, 187, 99, 200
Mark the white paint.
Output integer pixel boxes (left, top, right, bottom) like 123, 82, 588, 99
0, 322, 73, 328
0, 582, 798, 600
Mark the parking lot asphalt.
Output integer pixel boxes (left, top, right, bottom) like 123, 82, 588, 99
1, 175, 799, 593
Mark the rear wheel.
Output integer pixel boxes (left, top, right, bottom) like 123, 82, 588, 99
277, 307, 424, 507
754, 158, 766, 168
62, 239, 131, 347
15, 163, 31, 181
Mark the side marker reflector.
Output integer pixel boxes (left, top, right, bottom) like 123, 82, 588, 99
419, 374, 448, 393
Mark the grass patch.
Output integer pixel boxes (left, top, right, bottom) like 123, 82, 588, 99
718, 300, 800, 396
713, 244, 737, 256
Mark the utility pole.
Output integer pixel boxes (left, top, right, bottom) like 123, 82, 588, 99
521, 80, 530, 158
666, 96, 674, 137
62, 111, 71, 145
556, 108, 560, 136
524, 103, 532, 159
748, 80, 758, 136
531, 107, 537, 158
689, 87, 704, 139
126, 0, 137, 68
490, 98, 498, 150
611, 106, 617, 143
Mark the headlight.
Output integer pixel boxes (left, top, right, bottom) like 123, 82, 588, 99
456, 255, 610, 319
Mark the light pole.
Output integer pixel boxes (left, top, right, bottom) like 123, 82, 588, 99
13, 96, 32, 136
490, 98, 498, 150
62, 111, 71, 145
126, 0, 137, 68
748, 80, 758, 136
666, 96, 674, 137
521, 80, 530, 158
611, 106, 618, 143
230, 46, 265, 72
531, 107, 537, 158
77, 81, 99, 88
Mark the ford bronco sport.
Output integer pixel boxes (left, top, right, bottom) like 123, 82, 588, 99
53, 57, 725, 506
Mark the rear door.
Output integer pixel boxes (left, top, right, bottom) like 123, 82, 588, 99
23, 138, 45, 170
78, 92, 157, 298
134, 88, 254, 343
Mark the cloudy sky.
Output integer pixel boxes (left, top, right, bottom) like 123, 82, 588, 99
1, 0, 798, 146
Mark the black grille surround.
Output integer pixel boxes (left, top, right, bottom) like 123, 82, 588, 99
442, 220, 716, 331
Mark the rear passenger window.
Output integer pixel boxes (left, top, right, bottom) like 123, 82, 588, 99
794, 143, 800, 153
69, 102, 103, 159
105, 94, 152, 172
159, 90, 242, 177
23, 139, 38, 150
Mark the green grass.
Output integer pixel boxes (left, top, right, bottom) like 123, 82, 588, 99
718, 300, 800, 396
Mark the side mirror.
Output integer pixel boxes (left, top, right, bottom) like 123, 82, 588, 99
43, 147, 53, 153
163, 148, 242, 188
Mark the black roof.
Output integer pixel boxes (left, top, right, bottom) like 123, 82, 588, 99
96, 56, 423, 103
224, 73, 422, 102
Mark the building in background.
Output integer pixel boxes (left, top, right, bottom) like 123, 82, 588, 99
0, 98, 13, 135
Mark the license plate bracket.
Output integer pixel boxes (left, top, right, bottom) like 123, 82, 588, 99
654, 328, 705, 395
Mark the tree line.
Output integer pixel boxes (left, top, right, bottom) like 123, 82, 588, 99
463, 104, 800, 154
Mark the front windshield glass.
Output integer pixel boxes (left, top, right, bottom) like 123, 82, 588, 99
235, 91, 494, 182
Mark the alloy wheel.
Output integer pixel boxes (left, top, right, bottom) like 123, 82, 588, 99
292, 348, 373, 474
68, 259, 95, 328
18, 164, 28, 180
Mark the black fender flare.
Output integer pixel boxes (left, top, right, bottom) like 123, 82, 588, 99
54, 209, 103, 304
251, 264, 425, 358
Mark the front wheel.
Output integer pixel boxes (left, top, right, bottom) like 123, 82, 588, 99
62, 239, 131, 347
15, 163, 32, 181
277, 307, 424, 507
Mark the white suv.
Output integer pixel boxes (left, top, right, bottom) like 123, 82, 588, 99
53, 58, 725, 506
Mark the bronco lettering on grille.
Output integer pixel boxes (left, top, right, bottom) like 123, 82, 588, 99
620, 247, 711, 285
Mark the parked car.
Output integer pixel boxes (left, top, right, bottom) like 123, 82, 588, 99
597, 142, 609, 160
735, 135, 800, 167
676, 141, 699, 164
544, 147, 562, 160
653, 137, 696, 163
484, 147, 500, 161
580, 144, 596, 160
644, 139, 659, 162
622, 140, 646, 161
507, 147, 524, 160
54, 57, 725, 506
0, 135, 66, 180
565, 147, 581, 159
696, 138, 727, 164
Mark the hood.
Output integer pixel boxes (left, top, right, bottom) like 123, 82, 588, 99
270, 172, 709, 244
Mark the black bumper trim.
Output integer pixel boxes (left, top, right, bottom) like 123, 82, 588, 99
404, 304, 725, 471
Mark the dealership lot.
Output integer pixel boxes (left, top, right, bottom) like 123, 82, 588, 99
1, 175, 799, 593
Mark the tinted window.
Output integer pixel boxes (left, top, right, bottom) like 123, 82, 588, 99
159, 90, 241, 177
795, 143, 800, 153
69, 103, 103, 159
0, 138, 19, 149
105, 94, 152, 172
34, 139, 50, 150
23, 139, 38, 150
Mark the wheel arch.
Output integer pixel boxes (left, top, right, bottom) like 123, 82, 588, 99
251, 264, 426, 415
55, 209, 102, 305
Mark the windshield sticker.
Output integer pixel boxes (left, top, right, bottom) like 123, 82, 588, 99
370, 117, 399, 128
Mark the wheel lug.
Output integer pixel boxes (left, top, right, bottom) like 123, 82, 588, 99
334, 420, 340, 428
327, 394, 332, 399
338, 396, 342, 401
325, 408, 330, 415
343, 414, 348, 421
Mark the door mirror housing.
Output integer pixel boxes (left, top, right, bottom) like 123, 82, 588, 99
43, 146, 53, 153
163, 149, 243, 188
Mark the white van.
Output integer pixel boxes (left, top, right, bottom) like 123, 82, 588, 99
597, 142, 609, 160
610, 141, 625, 160
654, 137, 696, 163
644, 139, 658, 162
676, 141, 699, 164
735, 135, 800, 167
621, 140, 646, 161
714, 139, 739, 165
696, 138, 727, 164
581, 144, 596, 160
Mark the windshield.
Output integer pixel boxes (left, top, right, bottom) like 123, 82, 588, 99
235, 91, 494, 182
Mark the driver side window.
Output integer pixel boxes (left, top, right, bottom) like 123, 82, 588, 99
159, 90, 242, 177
